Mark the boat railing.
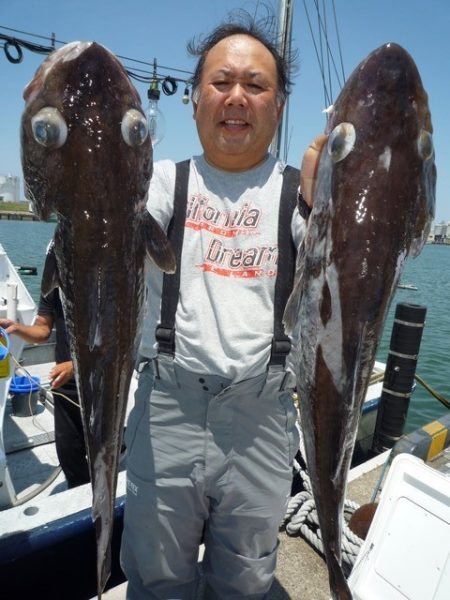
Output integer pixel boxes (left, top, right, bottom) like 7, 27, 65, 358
0, 243, 38, 508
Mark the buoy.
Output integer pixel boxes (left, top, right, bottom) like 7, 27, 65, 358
371, 302, 426, 454
15, 265, 38, 275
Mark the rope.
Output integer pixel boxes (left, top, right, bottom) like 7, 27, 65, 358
283, 441, 364, 568
414, 373, 450, 409
361, 366, 450, 409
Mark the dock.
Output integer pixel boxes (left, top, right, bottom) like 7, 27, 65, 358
99, 446, 450, 600
0, 210, 39, 221
271, 456, 390, 599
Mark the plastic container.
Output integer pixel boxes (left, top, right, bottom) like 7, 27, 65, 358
0, 333, 10, 378
9, 375, 41, 416
349, 453, 450, 599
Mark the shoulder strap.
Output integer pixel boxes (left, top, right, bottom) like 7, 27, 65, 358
269, 165, 302, 367
155, 159, 190, 355
156, 161, 305, 363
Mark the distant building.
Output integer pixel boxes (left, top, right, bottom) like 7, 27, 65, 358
432, 221, 450, 243
0, 174, 21, 203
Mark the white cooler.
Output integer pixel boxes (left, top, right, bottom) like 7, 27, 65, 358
348, 453, 450, 600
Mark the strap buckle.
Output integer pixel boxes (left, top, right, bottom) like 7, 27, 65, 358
269, 338, 291, 366
155, 326, 174, 343
155, 326, 175, 356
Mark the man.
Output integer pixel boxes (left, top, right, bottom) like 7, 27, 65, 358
0, 272, 90, 489
121, 17, 324, 600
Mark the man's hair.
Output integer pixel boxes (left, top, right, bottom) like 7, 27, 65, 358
187, 10, 297, 105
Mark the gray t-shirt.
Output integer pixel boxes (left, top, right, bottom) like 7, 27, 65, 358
139, 153, 307, 382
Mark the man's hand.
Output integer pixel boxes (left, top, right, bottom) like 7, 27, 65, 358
0, 314, 53, 344
300, 134, 328, 208
49, 361, 74, 389
0, 318, 20, 335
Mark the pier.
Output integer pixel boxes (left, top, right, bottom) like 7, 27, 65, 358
0, 210, 39, 221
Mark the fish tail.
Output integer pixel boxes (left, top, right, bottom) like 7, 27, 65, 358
328, 554, 353, 600
96, 515, 112, 598
93, 495, 113, 598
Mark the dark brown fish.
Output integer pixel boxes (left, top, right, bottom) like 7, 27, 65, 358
20, 41, 175, 597
284, 43, 435, 599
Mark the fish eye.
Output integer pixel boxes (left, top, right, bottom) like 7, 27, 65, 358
31, 107, 68, 148
418, 130, 433, 161
121, 109, 149, 147
328, 122, 356, 162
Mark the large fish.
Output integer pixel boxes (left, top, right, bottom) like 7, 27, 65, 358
20, 42, 175, 597
284, 43, 435, 599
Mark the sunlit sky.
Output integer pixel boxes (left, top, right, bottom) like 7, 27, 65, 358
1, 0, 448, 222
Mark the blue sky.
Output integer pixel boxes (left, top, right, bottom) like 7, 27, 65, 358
1, 0, 448, 222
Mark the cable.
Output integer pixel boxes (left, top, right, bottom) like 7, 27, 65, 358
4, 351, 64, 504
10, 353, 81, 409
367, 367, 450, 409
0, 24, 61, 44
12, 465, 62, 506
0, 25, 193, 87
3, 39, 23, 63
331, 0, 346, 83
302, 0, 346, 111
414, 373, 450, 410
161, 77, 178, 96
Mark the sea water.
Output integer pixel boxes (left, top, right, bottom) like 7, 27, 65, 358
0, 219, 449, 433
377, 243, 450, 432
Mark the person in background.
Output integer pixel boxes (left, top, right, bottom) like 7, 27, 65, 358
120, 12, 325, 600
0, 257, 90, 489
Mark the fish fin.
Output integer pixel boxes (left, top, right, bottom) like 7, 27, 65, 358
22, 167, 54, 221
141, 211, 176, 274
283, 241, 306, 335
409, 158, 436, 258
409, 234, 427, 258
41, 242, 60, 296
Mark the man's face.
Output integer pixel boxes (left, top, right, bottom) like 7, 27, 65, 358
193, 34, 284, 172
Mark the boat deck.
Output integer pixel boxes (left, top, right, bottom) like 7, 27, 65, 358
3, 360, 449, 600
2, 359, 385, 600
2, 359, 136, 507
2, 362, 68, 505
